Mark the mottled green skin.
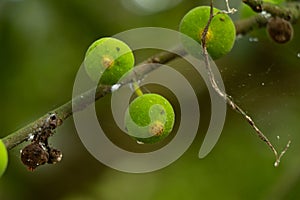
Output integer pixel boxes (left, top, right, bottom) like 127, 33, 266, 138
125, 94, 175, 144
84, 37, 135, 85
239, 3, 257, 19
0, 140, 8, 178
180, 6, 236, 59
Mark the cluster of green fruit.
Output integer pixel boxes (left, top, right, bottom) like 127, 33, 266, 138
84, 37, 176, 144
0, 5, 236, 177
83, 6, 236, 145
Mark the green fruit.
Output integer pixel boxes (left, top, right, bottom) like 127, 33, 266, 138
84, 37, 135, 85
0, 139, 8, 177
180, 6, 236, 59
239, 3, 257, 19
125, 94, 175, 144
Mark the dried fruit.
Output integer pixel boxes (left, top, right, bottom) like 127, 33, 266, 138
267, 17, 294, 44
21, 143, 49, 171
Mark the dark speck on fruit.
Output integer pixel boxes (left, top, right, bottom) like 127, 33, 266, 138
220, 17, 225, 22
116, 47, 120, 52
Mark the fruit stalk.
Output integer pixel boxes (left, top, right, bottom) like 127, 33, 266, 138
133, 82, 144, 97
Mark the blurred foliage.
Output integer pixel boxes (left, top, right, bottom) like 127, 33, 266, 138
0, 0, 300, 199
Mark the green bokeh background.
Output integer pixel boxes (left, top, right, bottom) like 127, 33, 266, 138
1, 0, 300, 199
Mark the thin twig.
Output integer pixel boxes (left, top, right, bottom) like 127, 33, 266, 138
224, 0, 237, 14
202, 0, 291, 167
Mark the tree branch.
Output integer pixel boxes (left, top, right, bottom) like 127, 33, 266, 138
2, 50, 183, 150
1, 1, 299, 166
235, 14, 269, 35
236, 1, 300, 35
243, 0, 300, 21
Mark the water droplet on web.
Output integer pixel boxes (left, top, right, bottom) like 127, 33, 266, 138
261, 11, 271, 18
277, 135, 280, 140
261, 82, 265, 86
136, 140, 144, 145
248, 73, 252, 77
297, 53, 300, 58
28, 133, 34, 141
111, 83, 121, 92
236, 34, 243, 40
249, 37, 258, 42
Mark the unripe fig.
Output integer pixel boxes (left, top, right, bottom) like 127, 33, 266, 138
125, 94, 175, 144
84, 37, 135, 85
180, 6, 236, 59
0, 139, 8, 177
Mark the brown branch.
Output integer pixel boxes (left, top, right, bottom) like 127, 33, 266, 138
236, 1, 300, 35
243, 0, 300, 22
235, 14, 269, 35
